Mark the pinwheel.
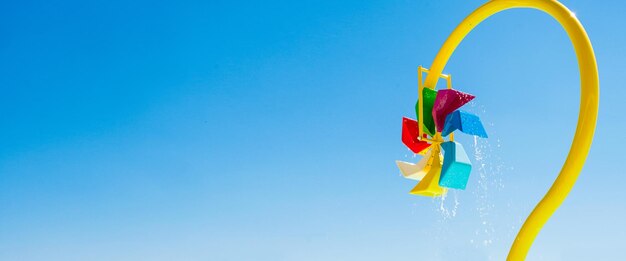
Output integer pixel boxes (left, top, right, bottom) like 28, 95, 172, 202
396, 67, 487, 197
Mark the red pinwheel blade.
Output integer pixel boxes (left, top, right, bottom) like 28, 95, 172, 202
401, 117, 430, 154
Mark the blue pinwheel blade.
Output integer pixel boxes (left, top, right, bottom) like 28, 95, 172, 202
441, 110, 488, 138
439, 141, 472, 190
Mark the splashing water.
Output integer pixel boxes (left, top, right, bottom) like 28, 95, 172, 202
435, 189, 460, 220
466, 103, 515, 256
427, 102, 514, 260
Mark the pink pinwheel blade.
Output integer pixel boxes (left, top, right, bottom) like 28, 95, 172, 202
432, 89, 475, 132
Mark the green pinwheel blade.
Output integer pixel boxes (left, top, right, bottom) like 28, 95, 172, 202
415, 88, 437, 136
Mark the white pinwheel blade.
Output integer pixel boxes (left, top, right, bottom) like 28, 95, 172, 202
396, 148, 434, 181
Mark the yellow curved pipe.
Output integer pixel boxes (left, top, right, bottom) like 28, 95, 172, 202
423, 0, 599, 260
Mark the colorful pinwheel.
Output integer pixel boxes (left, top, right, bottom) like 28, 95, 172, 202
396, 72, 487, 197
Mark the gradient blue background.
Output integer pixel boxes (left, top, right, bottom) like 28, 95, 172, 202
1, 0, 624, 260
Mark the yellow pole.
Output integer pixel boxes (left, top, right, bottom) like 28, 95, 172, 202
423, 0, 599, 260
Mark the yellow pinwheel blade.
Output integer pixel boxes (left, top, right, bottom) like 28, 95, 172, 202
409, 147, 447, 197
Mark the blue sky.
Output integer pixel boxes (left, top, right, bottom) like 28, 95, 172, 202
1, 0, 624, 260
